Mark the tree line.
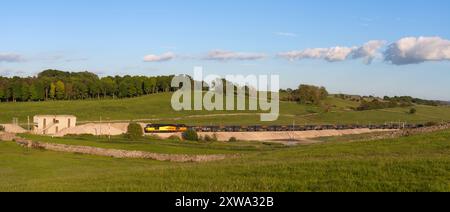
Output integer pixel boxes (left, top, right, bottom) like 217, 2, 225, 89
383, 96, 442, 107
356, 96, 445, 111
0, 70, 177, 102
356, 99, 413, 111
280, 84, 444, 111
280, 84, 329, 105
1, 70, 443, 110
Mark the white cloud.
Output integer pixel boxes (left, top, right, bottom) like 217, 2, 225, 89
275, 32, 298, 37
205, 50, 266, 61
384, 36, 450, 65
278, 46, 356, 62
0, 53, 24, 63
279, 40, 386, 64
143, 52, 176, 62
143, 37, 450, 65
352, 40, 386, 64
0, 68, 26, 77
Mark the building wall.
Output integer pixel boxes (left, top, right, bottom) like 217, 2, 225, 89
33, 116, 77, 135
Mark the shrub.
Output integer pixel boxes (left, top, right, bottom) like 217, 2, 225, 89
357, 99, 413, 111
212, 133, 219, 142
203, 135, 212, 142
0, 125, 5, 132
182, 129, 199, 141
409, 108, 417, 114
203, 134, 218, 142
228, 137, 238, 142
125, 122, 143, 140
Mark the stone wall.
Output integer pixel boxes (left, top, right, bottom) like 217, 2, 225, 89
15, 138, 235, 163
366, 123, 450, 140
0, 132, 18, 141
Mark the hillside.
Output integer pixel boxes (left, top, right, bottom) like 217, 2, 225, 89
1, 93, 450, 125
1, 128, 449, 191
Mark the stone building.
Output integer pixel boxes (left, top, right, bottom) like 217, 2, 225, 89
33, 115, 77, 135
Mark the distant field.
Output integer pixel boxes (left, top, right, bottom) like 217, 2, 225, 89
1, 129, 449, 191
1, 93, 450, 125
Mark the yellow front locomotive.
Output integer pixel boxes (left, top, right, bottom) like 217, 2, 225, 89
144, 124, 188, 133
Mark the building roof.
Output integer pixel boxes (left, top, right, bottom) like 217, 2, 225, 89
34, 115, 77, 118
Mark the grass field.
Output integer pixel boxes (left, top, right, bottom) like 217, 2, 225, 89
1, 129, 449, 192
1, 93, 450, 125
20, 134, 287, 155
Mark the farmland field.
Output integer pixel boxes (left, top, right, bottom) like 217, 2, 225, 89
1, 93, 450, 126
1, 93, 450, 192
1, 129, 449, 192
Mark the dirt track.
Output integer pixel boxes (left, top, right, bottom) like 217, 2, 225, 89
0, 124, 27, 134
1, 122, 396, 142
51, 122, 395, 141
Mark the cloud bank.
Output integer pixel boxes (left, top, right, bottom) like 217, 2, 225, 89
384, 36, 450, 65
278, 47, 356, 62
0, 68, 26, 77
205, 50, 266, 61
0, 53, 24, 63
278, 37, 450, 65
278, 40, 385, 64
352, 40, 386, 64
143, 52, 176, 62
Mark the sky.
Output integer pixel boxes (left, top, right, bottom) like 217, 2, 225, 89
1, 0, 450, 100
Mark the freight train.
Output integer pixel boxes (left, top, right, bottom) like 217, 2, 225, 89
144, 124, 188, 133
144, 123, 426, 133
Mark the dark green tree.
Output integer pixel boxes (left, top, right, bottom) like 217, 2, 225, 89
125, 122, 143, 140
55, 80, 65, 100
49, 82, 56, 100
20, 82, 31, 101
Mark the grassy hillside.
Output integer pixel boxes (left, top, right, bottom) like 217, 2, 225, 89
1, 93, 450, 125
1, 129, 449, 192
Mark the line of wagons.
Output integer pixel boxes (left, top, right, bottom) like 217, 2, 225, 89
144, 123, 426, 133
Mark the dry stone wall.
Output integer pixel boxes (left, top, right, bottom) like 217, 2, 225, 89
364, 123, 450, 140
14, 138, 234, 163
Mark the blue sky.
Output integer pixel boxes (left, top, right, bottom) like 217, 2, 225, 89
1, 0, 450, 100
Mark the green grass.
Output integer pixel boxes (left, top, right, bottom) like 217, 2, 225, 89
316, 131, 390, 143
2, 93, 449, 125
19, 134, 287, 155
306, 105, 450, 125
1, 129, 449, 192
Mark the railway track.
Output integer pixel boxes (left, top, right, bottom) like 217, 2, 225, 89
145, 122, 441, 133
190, 123, 425, 133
